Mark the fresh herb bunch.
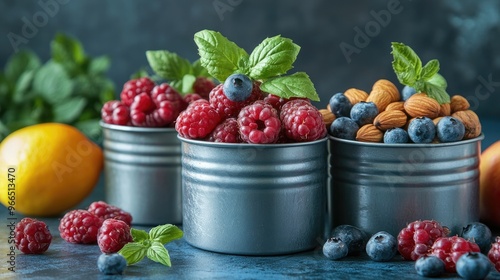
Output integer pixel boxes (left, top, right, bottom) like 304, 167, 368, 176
0, 33, 115, 142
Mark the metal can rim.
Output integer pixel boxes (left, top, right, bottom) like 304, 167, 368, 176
100, 121, 176, 133
178, 135, 328, 148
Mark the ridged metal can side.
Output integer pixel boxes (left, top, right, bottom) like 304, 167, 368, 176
179, 136, 328, 255
101, 122, 182, 225
329, 134, 484, 237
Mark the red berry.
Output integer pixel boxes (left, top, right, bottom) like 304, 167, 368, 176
430, 236, 480, 272
97, 219, 132, 254
208, 118, 242, 143
59, 209, 104, 244
120, 77, 155, 106
280, 99, 326, 142
209, 83, 263, 119
130, 92, 155, 113
192, 77, 216, 99
184, 93, 203, 104
488, 237, 500, 272
238, 101, 281, 144
14, 218, 52, 254
88, 201, 133, 226
101, 101, 130, 125
151, 83, 188, 113
175, 99, 221, 139
263, 94, 288, 110
397, 220, 450, 261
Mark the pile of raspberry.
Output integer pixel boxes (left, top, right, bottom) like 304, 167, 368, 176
175, 82, 327, 144
101, 77, 214, 127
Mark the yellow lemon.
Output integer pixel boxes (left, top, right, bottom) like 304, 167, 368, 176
0, 123, 103, 216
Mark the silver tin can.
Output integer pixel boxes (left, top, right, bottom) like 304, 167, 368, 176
179, 137, 328, 255
329, 135, 484, 237
101, 122, 182, 225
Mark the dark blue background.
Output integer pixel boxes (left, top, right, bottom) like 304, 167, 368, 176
1, 0, 499, 118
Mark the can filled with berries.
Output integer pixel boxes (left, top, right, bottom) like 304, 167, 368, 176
326, 43, 484, 237
176, 30, 329, 255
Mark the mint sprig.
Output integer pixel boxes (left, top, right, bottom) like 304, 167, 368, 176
194, 29, 320, 101
391, 42, 450, 104
118, 224, 183, 267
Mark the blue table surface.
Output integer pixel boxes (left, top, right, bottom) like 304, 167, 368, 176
1, 117, 500, 280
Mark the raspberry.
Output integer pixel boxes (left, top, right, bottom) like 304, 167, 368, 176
120, 77, 155, 106
130, 92, 177, 127
397, 220, 450, 261
488, 237, 500, 272
192, 76, 216, 99
208, 118, 242, 143
263, 94, 309, 110
175, 99, 221, 139
59, 209, 104, 244
88, 201, 133, 226
184, 93, 203, 104
101, 100, 130, 125
209, 83, 263, 119
97, 219, 132, 254
238, 101, 281, 144
151, 83, 188, 113
430, 236, 481, 272
280, 99, 327, 142
14, 218, 52, 254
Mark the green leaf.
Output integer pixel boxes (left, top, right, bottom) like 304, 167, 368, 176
149, 224, 183, 244
12, 70, 36, 103
88, 56, 110, 74
33, 61, 73, 104
130, 68, 150, 79
53, 97, 87, 123
194, 30, 249, 82
427, 72, 447, 89
74, 119, 102, 144
260, 72, 320, 101
5, 50, 41, 82
146, 50, 192, 81
390, 42, 422, 86
119, 242, 148, 265
147, 242, 171, 267
181, 74, 196, 94
247, 35, 300, 80
191, 59, 210, 77
420, 59, 440, 81
51, 33, 86, 65
131, 228, 149, 242
421, 73, 450, 104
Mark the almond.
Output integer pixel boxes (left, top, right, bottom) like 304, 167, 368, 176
372, 79, 400, 102
344, 88, 369, 105
319, 109, 335, 127
439, 103, 451, 116
373, 110, 408, 131
404, 93, 440, 119
356, 124, 383, 142
451, 110, 482, 139
385, 101, 405, 112
432, 117, 443, 126
450, 95, 470, 113
366, 89, 393, 112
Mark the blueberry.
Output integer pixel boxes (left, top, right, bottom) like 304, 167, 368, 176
415, 255, 445, 277
322, 237, 349, 260
436, 116, 465, 142
97, 253, 127, 275
329, 93, 352, 118
365, 231, 397, 262
401, 85, 417, 101
456, 252, 492, 280
330, 224, 367, 256
407, 117, 436, 143
460, 222, 493, 254
329, 117, 359, 140
350, 101, 378, 126
223, 74, 253, 102
383, 128, 409, 143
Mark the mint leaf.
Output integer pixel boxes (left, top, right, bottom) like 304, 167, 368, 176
420, 59, 440, 81
149, 224, 183, 244
5, 50, 41, 82
147, 241, 171, 267
247, 35, 300, 80
33, 61, 73, 104
131, 228, 149, 242
194, 30, 249, 82
119, 242, 148, 265
422, 73, 450, 104
146, 50, 192, 81
130, 68, 150, 79
13, 70, 36, 103
260, 72, 319, 101
53, 97, 87, 123
88, 56, 110, 74
51, 33, 86, 65
391, 42, 422, 86
427, 72, 447, 89
192, 59, 210, 77
181, 74, 196, 94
